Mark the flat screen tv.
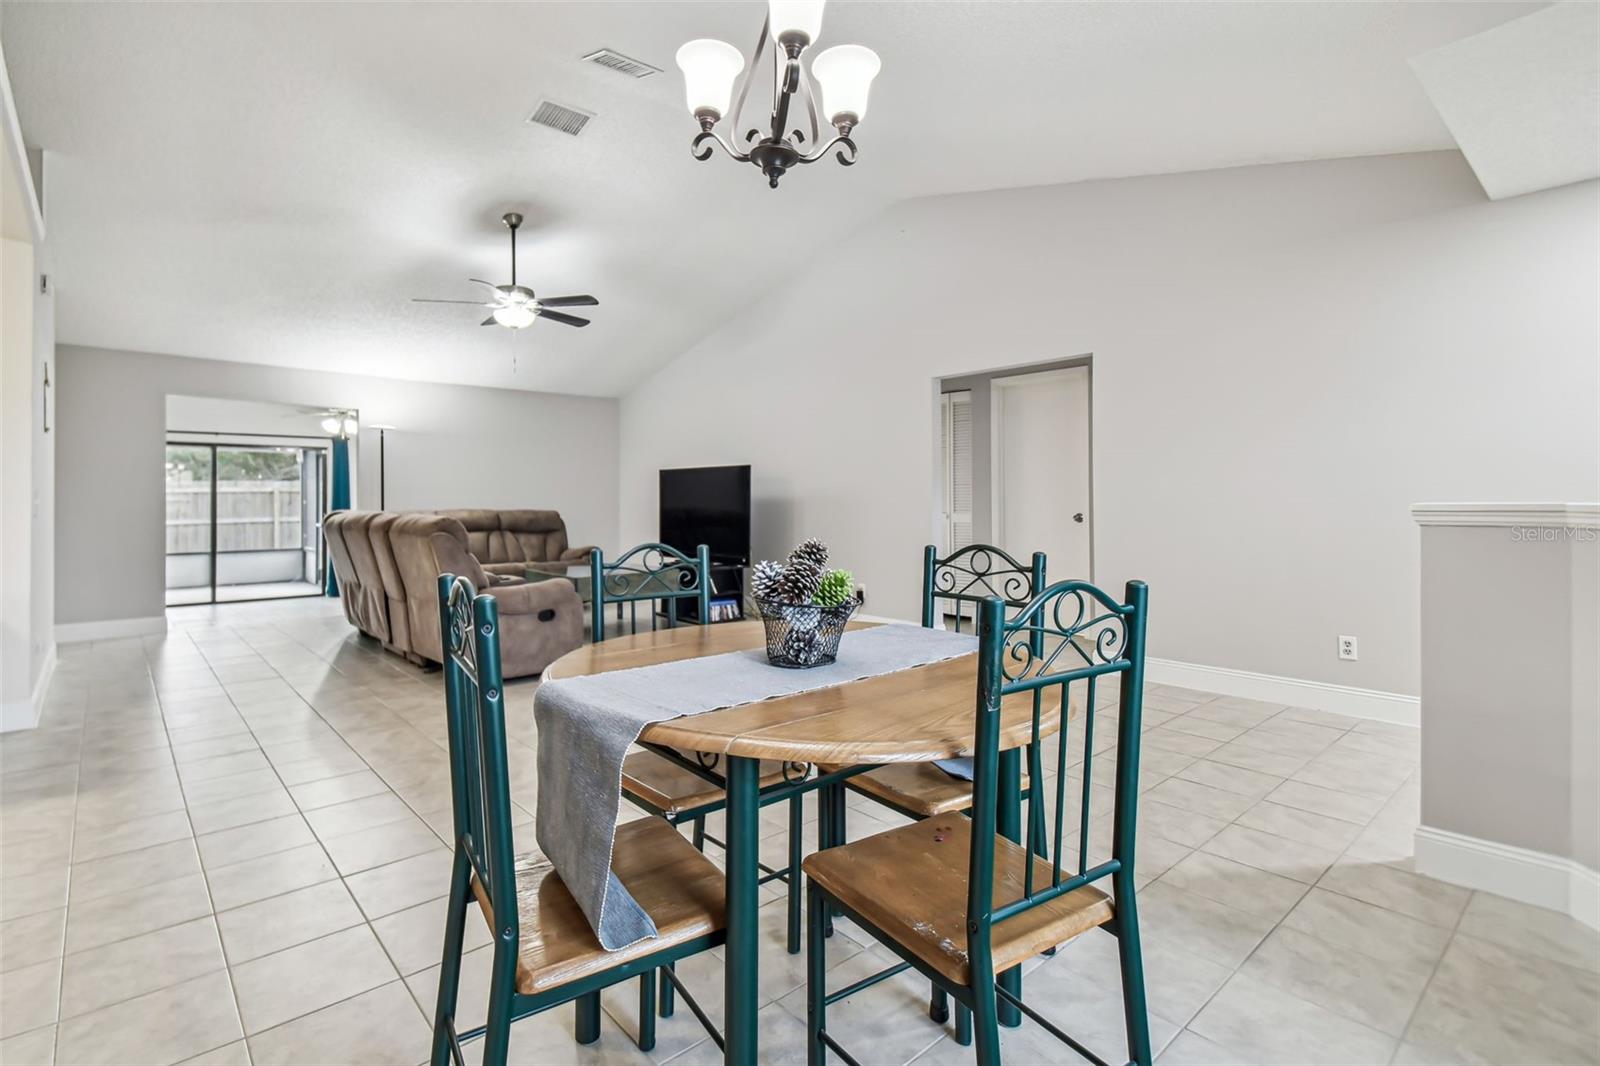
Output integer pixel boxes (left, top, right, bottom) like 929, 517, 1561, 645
659, 465, 751, 566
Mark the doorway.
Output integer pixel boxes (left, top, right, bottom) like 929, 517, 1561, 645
165, 441, 329, 605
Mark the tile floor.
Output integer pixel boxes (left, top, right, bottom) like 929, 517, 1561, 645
1, 596, 1596, 1066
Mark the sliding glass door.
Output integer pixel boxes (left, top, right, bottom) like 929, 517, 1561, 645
165, 442, 329, 606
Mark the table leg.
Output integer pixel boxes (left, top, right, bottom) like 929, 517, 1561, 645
997, 746, 1022, 1028
724, 755, 760, 1064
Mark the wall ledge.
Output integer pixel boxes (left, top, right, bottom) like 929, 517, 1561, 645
55, 615, 168, 644
1411, 502, 1600, 528
1416, 824, 1600, 932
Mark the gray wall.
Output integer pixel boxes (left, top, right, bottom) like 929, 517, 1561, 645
1419, 519, 1598, 869
56, 345, 620, 626
619, 151, 1600, 697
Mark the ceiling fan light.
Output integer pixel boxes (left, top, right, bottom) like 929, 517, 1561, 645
675, 39, 744, 121
342, 417, 359, 437
811, 44, 880, 125
320, 416, 341, 434
768, 0, 825, 47
493, 304, 537, 329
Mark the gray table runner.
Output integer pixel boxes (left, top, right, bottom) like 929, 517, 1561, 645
533, 624, 978, 950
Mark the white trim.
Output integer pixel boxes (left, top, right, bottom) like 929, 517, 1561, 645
55, 615, 168, 644
1146, 656, 1419, 725
1415, 825, 1600, 931
0, 39, 45, 243
1411, 502, 1600, 528
0, 643, 54, 732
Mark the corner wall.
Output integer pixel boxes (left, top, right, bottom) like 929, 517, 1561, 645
54, 345, 620, 632
618, 151, 1600, 704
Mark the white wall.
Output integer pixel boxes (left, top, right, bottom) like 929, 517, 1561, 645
56, 345, 619, 628
619, 151, 1600, 699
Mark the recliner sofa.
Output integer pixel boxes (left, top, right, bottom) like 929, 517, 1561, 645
323, 509, 591, 678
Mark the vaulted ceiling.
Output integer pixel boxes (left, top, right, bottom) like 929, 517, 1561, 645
3, 1, 1538, 396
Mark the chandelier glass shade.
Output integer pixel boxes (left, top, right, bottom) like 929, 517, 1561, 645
675, 0, 880, 188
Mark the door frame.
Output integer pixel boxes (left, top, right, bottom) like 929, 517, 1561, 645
989, 365, 1095, 581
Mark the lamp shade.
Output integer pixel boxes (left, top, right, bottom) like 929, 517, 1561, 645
320, 416, 340, 434
811, 44, 880, 123
342, 417, 359, 437
768, 0, 825, 44
675, 39, 745, 118
493, 304, 537, 329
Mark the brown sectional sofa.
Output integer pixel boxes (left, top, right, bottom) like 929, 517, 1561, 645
323, 509, 592, 678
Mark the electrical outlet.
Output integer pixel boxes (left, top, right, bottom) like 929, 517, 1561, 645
855, 584, 867, 605
1338, 635, 1358, 661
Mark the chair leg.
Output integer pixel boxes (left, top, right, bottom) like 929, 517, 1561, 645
787, 794, 803, 955
636, 973, 657, 1052
575, 989, 602, 1045
481, 944, 519, 1066
659, 963, 676, 1018
955, 1003, 972, 1046
806, 883, 828, 1066
928, 984, 950, 1025
429, 849, 473, 1066
972, 973, 1003, 1066
692, 815, 706, 851
1114, 880, 1154, 1066
829, 787, 846, 920
817, 787, 835, 938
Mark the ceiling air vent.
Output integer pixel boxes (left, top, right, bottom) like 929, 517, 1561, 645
581, 48, 661, 79
527, 101, 594, 137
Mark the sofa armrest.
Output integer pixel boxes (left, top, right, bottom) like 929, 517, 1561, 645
487, 576, 582, 618
559, 545, 598, 563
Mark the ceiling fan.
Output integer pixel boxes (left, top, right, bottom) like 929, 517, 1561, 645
412, 213, 597, 329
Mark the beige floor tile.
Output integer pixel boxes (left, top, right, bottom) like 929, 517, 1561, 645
1203, 739, 1314, 778
345, 849, 453, 921
69, 809, 192, 864
1143, 778, 1254, 822
319, 813, 443, 877
1190, 973, 1395, 1065
217, 879, 365, 963
775, 948, 948, 1066
1134, 881, 1276, 969
1156, 1028, 1258, 1065
205, 841, 338, 912
67, 838, 203, 904
1454, 891, 1600, 974
178, 749, 273, 785
186, 788, 298, 835
63, 870, 213, 954
1160, 850, 1308, 921
304, 793, 417, 840
371, 895, 492, 976
180, 767, 284, 807
665, 1003, 806, 1066
1281, 888, 1453, 971
247, 979, 431, 1065
54, 968, 243, 1066
0, 1023, 56, 1065
1051, 920, 1231, 1027
1265, 779, 1385, 825
1317, 858, 1471, 928
1202, 823, 1340, 884
231, 925, 398, 1035
288, 769, 391, 811
0, 870, 68, 924
1232, 798, 1363, 852
0, 958, 60, 1039
195, 812, 316, 869
60, 916, 227, 1020
1240, 925, 1433, 1036
0, 908, 65, 973
1142, 727, 1225, 758
176, 1039, 252, 1065
1174, 759, 1282, 800
1136, 800, 1230, 849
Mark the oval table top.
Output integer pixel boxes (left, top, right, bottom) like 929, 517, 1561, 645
542, 620, 1066, 765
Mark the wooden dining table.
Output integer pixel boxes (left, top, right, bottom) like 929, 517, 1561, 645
543, 619, 1064, 1064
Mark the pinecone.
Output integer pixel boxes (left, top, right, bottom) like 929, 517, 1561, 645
774, 560, 821, 604
780, 623, 822, 666
750, 560, 786, 602
816, 569, 854, 608
788, 538, 829, 573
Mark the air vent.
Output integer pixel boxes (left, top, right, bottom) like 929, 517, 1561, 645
527, 101, 594, 136
581, 48, 661, 79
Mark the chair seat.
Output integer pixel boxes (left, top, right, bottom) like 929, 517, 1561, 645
622, 751, 794, 817
821, 762, 1032, 818
470, 816, 726, 995
802, 818, 1112, 986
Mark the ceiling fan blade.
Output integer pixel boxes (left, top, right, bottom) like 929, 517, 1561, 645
538, 310, 591, 328
468, 278, 502, 290
536, 295, 598, 308
412, 298, 492, 305
481, 316, 497, 326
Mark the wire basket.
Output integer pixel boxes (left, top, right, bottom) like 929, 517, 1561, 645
756, 597, 860, 668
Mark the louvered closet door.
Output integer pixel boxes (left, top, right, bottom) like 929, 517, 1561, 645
944, 391, 975, 553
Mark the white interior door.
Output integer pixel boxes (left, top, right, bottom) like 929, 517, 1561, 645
992, 367, 1091, 582
941, 391, 974, 554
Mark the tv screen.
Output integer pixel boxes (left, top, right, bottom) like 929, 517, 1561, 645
660, 465, 751, 565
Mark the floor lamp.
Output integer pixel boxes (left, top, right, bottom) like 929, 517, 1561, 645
370, 424, 396, 510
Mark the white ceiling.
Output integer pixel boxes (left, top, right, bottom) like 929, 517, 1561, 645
3, 1, 1539, 397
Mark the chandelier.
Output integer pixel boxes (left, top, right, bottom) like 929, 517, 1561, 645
674, 1, 881, 189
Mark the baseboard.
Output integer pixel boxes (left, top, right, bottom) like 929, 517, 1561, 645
1146, 657, 1418, 725
55, 615, 168, 644
1415, 825, 1600, 931
0, 643, 56, 733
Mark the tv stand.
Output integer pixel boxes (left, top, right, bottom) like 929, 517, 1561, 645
680, 562, 745, 624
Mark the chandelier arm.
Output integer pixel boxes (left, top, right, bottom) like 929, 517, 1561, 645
798, 60, 821, 146
795, 134, 858, 166
691, 128, 752, 163
726, 17, 769, 138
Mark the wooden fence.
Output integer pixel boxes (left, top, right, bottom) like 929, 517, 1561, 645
166, 480, 303, 553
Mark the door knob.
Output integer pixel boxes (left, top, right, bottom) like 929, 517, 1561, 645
1073, 513, 1084, 523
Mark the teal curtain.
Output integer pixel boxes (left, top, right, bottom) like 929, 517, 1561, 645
325, 436, 351, 596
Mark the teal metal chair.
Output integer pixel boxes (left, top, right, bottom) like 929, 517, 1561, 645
429, 575, 726, 1066
589, 542, 712, 644
804, 579, 1153, 1066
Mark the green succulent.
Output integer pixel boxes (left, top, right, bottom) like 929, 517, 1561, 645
815, 569, 855, 608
